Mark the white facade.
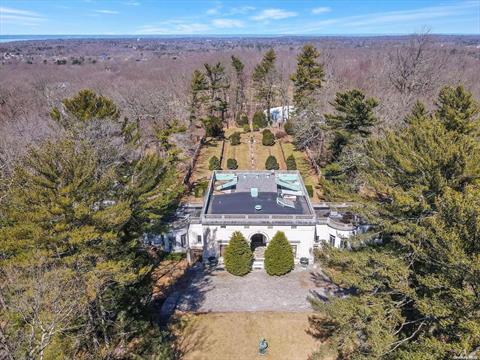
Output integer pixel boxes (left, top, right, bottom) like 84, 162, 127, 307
149, 171, 359, 268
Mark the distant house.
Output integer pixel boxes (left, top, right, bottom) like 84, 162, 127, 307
264, 105, 294, 125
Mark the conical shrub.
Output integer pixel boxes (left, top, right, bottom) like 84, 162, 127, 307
224, 231, 253, 276
264, 231, 294, 276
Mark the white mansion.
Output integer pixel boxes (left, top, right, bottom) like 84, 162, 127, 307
146, 170, 361, 268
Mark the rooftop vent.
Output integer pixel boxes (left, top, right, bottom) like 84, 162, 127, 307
251, 187, 258, 198
255, 204, 262, 211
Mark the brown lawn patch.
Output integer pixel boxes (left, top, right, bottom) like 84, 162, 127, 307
170, 311, 333, 360
253, 131, 286, 170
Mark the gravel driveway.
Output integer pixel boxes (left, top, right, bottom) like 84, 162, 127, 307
162, 265, 334, 316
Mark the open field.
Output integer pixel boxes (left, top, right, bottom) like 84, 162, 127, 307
171, 312, 333, 360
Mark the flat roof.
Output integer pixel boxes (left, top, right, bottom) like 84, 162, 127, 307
203, 170, 313, 216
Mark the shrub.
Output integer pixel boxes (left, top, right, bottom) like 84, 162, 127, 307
305, 184, 314, 198
230, 131, 241, 145
194, 180, 209, 197
284, 120, 295, 135
265, 155, 279, 170
227, 158, 238, 170
262, 129, 275, 146
286, 154, 297, 170
264, 231, 294, 276
235, 112, 249, 126
243, 124, 251, 133
224, 231, 253, 276
208, 156, 221, 170
253, 110, 268, 128
201, 116, 224, 138
252, 124, 259, 132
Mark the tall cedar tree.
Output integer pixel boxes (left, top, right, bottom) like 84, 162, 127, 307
311, 86, 480, 359
223, 231, 253, 276
264, 231, 294, 276
231, 55, 246, 121
291, 44, 325, 109
1, 90, 183, 358
325, 89, 378, 161
252, 49, 277, 122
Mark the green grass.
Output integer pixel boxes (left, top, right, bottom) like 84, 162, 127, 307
191, 138, 223, 182
253, 132, 286, 170
222, 128, 252, 169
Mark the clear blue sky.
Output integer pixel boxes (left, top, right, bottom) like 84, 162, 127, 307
1, 0, 479, 35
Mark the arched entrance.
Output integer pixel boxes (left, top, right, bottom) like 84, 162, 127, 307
250, 233, 266, 251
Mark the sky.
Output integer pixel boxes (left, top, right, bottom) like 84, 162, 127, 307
0, 0, 479, 36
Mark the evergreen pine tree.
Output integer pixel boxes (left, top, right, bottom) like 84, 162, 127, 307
224, 231, 253, 276
286, 154, 297, 170
252, 49, 277, 122
264, 231, 294, 276
311, 86, 480, 359
291, 44, 325, 109
209, 155, 221, 170
265, 155, 279, 170
435, 85, 479, 135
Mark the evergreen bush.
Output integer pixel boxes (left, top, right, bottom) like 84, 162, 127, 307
286, 154, 297, 170
264, 231, 294, 276
208, 156, 221, 170
262, 129, 275, 146
224, 231, 253, 276
265, 155, 279, 170
201, 116, 224, 138
253, 110, 268, 128
305, 184, 314, 198
227, 158, 238, 170
235, 112, 249, 126
243, 124, 251, 133
284, 120, 295, 135
230, 131, 241, 145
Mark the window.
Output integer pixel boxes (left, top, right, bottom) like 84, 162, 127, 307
197, 235, 202, 244
219, 244, 227, 257
244, 225, 250, 229
340, 239, 347, 249
181, 234, 186, 247
220, 225, 226, 228
291, 225, 297, 229
329, 234, 336, 246
314, 235, 320, 243
267, 225, 273, 229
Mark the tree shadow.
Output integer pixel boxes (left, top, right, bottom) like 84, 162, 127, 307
169, 312, 216, 360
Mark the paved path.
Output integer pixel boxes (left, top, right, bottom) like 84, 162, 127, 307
162, 265, 335, 315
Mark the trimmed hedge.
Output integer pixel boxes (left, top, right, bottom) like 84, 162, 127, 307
230, 131, 241, 145
224, 231, 253, 276
208, 156, 221, 170
253, 110, 268, 128
264, 231, 294, 276
305, 184, 314, 198
265, 155, 279, 170
262, 129, 275, 146
286, 154, 297, 170
227, 158, 238, 170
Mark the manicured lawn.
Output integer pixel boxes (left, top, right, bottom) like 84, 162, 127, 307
222, 128, 252, 170
282, 142, 319, 200
170, 312, 333, 360
253, 131, 286, 170
191, 138, 223, 183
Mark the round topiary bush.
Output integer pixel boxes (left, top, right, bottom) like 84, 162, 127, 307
227, 158, 238, 170
262, 129, 275, 146
253, 110, 268, 128
224, 231, 253, 276
264, 231, 294, 276
286, 154, 297, 170
208, 156, 221, 170
265, 155, 279, 170
243, 124, 251, 133
230, 131, 241, 145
